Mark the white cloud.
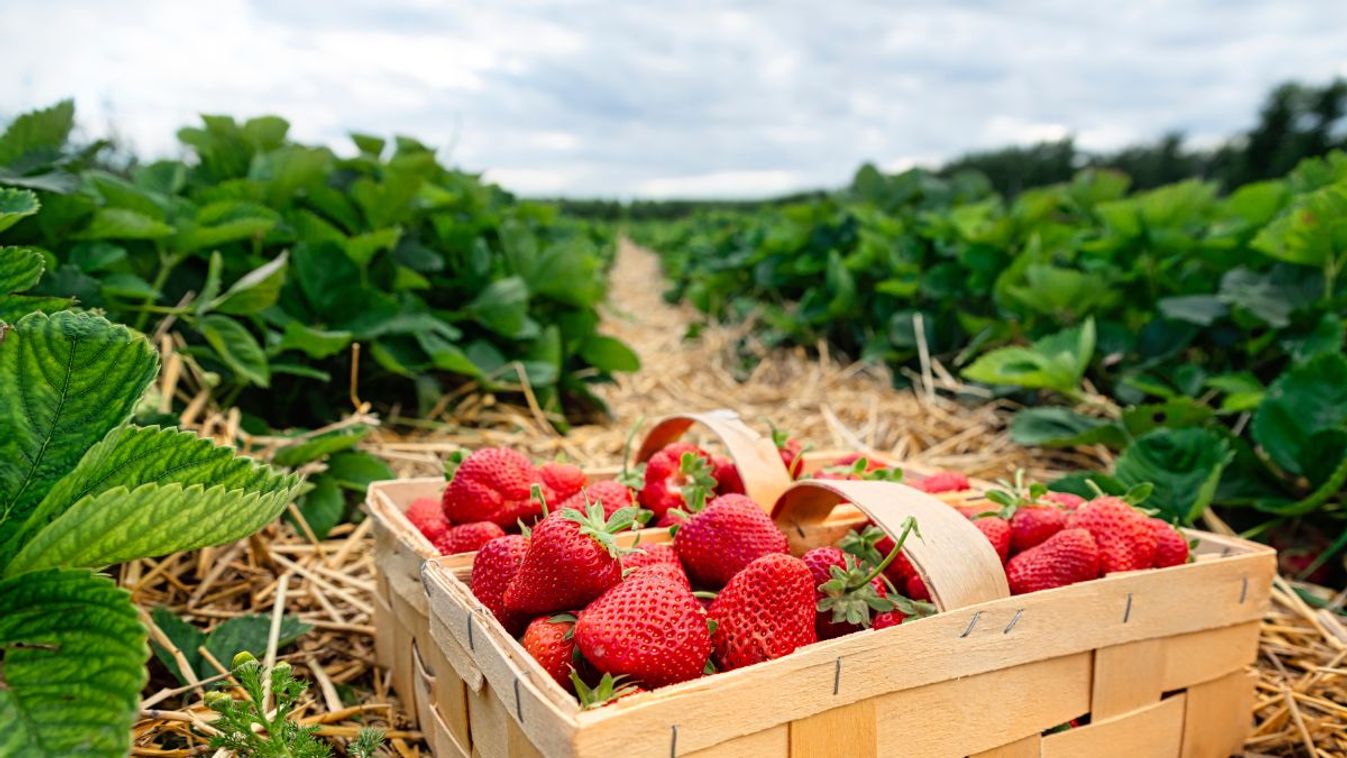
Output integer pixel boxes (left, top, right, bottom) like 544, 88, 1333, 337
1, 0, 1345, 197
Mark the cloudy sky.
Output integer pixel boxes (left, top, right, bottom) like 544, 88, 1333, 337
3, 1, 1345, 198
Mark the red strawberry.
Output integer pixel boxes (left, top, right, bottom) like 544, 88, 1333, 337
1148, 518, 1189, 568
672, 494, 788, 587
406, 496, 448, 544
504, 504, 641, 616
638, 442, 715, 519
540, 462, 587, 502
972, 516, 1012, 562
771, 430, 805, 479
573, 566, 710, 688
1005, 528, 1100, 594
710, 455, 745, 495
471, 535, 530, 634
1010, 506, 1067, 553
905, 573, 930, 601
443, 448, 545, 527
872, 610, 905, 629
622, 542, 681, 571
626, 561, 691, 590
521, 614, 579, 688
830, 453, 883, 471
436, 521, 506, 554
707, 554, 817, 671
803, 547, 892, 639
916, 471, 970, 493
1067, 497, 1157, 574
1043, 491, 1086, 510
557, 480, 635, 518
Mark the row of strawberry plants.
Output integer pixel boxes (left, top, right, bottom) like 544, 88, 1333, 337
0, 101, 637, 430
632, 156, 1347, 579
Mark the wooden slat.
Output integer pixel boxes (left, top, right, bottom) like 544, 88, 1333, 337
1041, 694, 1186, 758
970, 735, 1041, 758
371, 589, 396, 672
788, 700, 876, 758
423, 635, 472, 750
429, 704, 471, 758
429, 602, 486, 692
468, 683, 544, 758
1180, 670, 1256, 758
1092, 638, 1164, 719
685, 725, 788, 757
875, 653, 1090, 756
412, 642, 437, 737
1161, 622, 1260, 691
386, 585, 420, 721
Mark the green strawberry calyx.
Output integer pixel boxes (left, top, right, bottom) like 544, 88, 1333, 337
571, 671, 639, 709
562, 501, 645, 559
819, 516, 923, 627
443, 449, 467, 482
678, 451, 717, 514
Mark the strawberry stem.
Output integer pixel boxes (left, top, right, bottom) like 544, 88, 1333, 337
856, 516, 920, 589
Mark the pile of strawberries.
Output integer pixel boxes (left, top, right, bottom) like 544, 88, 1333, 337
398, 431, 1191, 708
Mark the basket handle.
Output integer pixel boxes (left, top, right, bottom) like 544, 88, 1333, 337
771, 480, 1010, 611
633, 410, 794, 513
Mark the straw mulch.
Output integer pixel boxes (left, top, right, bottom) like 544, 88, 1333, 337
130, 240, 1345, 757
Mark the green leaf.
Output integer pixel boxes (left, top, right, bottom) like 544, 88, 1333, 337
100, 272, 160, 300
0, 100, 74, 167
292, 474, 344, 540
1284, 313, 1344, 364
175, 202, 280, 253
0, 247, 43, 295
1121, 398, 1215, 437
73, 208, 175, 240
468, 277, 539, 339
1157, 295, 1227, 326
325, 451, 394, 492
272, 426, 370, 467
211, 252, 288, 316
203, 614, 311, 672
579, 334, 641, 373
962, 319, 1095, 394
1205, 372, 1266, 413
0, 568, 146, 758
344, 228, 401, 268
198, 314, 270, 387
0, 188, 40, 234
149, 606, 206, 685
1251, 352, 1347, 478
0, 312, 158, 554
276, 321, 352, 360
1251, 181, 1347, 266
1114, 427, 1232, 524
68, 243, 126, 274
0, 295, 72, 323
1008, 407, 1125, 448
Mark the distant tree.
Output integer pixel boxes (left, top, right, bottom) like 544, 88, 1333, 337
939, 139, 1078, 197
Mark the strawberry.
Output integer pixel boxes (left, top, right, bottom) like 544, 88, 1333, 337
905, 573, 930, 601
811, 455, 901, 482
672, 493, 788, 587
707, 553, 817, 671
557, 480, 635, 519
442, 447, 548, 527
804, 529, 930, 639
1043, 491, 1086, 510
436, 521, 506, 554
1005, 528, 1100, 594
638, 442, 715, 519
1009, 506, 1067, 553
802, 547, 885, 639
1148, 518, 1189, 568
710, 455, 745, 495
769, 426, 805, 478
1067, 497, 1157, 574
626, 561, 691, 590
573, 565, 710, 688
973, 516, 1012, 562
873, 610, 905, 629
471, 535, 530, 634
521, 614, 579, 688
540, 462, 587, 502
504, 504, 641, 616
840, 525, 916, 587
406, 496, 448, 544
622, 542, 681, 571
916, 471, 970, 493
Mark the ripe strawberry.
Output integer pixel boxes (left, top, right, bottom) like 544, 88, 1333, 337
504, 504, 641, 616
811, 455, 899, 482
973, 516, 1012, 562
1005, 528, 1100, 594
672, 494, 788, 587
557, 480, 636, 518
1010, 506, 1068, 553
770, 427, 805, 478
905, 573, 930, 601
625, 561, 691, 589
573, 566, 710, 688
840, 524, 916, 587
442, 448, 548, 527
1043, 491, 1086, 510
622, 542, 681, 571
710, 455, 745, 495
521, 614, 579, 688
406, 496, 448, 544
540, 462, 587, 502
803, 546, 895, 639
436, 521, 506, 554
1067, 497, 1157, 574
916, 471, 970, 493
707, 554, 817, 671
471, 535, 530, 634
873, 610, 905, 629
638, 442, 715, 519
1148, 518, 1189, 568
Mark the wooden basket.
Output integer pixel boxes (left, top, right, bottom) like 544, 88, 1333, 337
368, 409, 814, 738
418, 478, 1275, 758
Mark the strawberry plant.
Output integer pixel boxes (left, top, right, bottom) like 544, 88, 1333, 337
1, 103, 636, 429
0, 243, 303, 756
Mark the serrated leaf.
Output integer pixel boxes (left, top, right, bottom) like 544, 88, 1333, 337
962, 319, 1095, 394
211, 251, 288, 315
0, 568, 146, 758
579, 334, 641, 373
0, 246, 44, 295
198, 314, 270, 387
1114, 427, 1232, 524
291, 474, 344, 540
1252, 181, 1347, 266
0, 100, 74, 167
468, 276, 539, 339
1252, 352, 1347, 478
203, 614, 311, 672
0, 312, 158, 557
149, 606, 205, 685
272, 426, 369, 467
276, 320, 352, 360
73, 208, 175, 240
0, 188, 40, 234
1009, 407, 1125, 448
0, 295, 72, 323
324, 451, 394, 491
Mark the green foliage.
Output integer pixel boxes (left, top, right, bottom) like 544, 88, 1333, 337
3, 104, 633, 428
149, 608, 311, 685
